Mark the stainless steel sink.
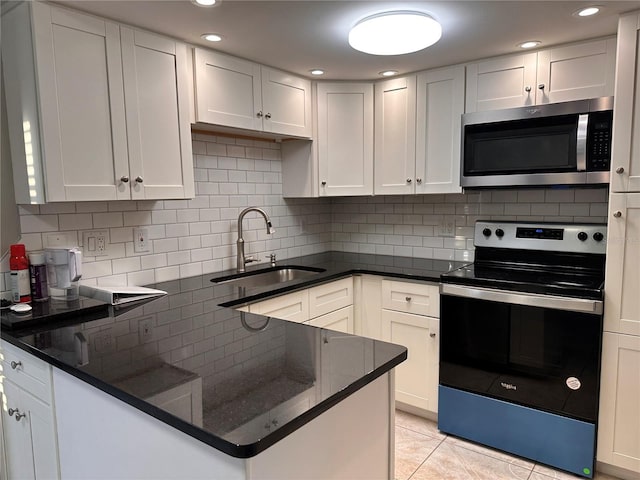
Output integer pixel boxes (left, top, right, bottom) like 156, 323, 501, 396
211, 266, 326, 289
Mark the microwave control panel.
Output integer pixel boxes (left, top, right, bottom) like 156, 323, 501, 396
587, 110, 612, 171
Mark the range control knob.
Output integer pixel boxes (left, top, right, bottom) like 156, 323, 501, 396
495, 228, 505, 238
577, 231, 588, 241
482, 228, 492, 237
593, 232, 604, 242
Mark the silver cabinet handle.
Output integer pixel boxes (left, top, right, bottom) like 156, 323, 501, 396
538, 84, 545, 90
429, 333, 436, 338
613, 211, 622, 218
406, 178, 412, 183
265, 113, 271, 119
10, 361, 22, 370
135, 176, 143, 183
257, 111, 263, 118
616, 166, 625, 174
416, 178, 422, 183
120, 175, 129, 183
405, 296, 412, 302
525, 86, 532, 93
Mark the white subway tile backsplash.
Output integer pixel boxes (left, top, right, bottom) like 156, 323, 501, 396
93, 212, 124, 228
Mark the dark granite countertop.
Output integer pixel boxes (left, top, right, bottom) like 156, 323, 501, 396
1, 251, 464, 458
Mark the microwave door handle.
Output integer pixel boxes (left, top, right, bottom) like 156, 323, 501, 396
576, 113, 588, 171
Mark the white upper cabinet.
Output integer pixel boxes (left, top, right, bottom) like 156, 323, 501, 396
415, 66, 464, 194
465, 37, 615, 112
611, 12, 640, 193
121, 28, 194, 200
194, 49, 311, 138
317, 82, 374, 196
2, 2, 194, 202
374, 76, 417, 195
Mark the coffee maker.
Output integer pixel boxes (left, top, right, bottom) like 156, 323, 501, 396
45, 247, 82, 301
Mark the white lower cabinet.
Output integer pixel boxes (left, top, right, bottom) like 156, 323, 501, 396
0, 341, 59, 479
380, 280, 440, 414
248, 290, 309, 323
597, 332, 640, 474
307, 305, 354, 334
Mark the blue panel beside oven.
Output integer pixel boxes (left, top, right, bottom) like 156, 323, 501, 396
438, 386, 596, 478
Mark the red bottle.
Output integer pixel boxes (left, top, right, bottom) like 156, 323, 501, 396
10, 244, 31, 303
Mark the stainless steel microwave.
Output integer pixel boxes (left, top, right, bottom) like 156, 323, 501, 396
461, 97, 613, 188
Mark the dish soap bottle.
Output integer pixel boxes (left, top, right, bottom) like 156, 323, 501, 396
10, 244, 31, 303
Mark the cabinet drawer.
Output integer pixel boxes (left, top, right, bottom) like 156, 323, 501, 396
249, 290, 309, 323
308, 277, 353, 318
1, 341, 52, 404
307, 306, 354, 334
381, 280, 439, 317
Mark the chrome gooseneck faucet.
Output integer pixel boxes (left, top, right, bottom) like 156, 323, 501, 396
236, 207, 275, 272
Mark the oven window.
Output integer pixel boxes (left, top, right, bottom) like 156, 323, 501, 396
439, 294, 602, 422
464, 115, 578, 176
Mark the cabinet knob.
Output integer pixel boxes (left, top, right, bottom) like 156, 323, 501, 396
120, 175, 129, 183
416, 178, 422, 184
321, 181, 327, 186
272, 419, 278, 426
613, 211, 622, 218
430, 333, 436, 338
616, 166, 625, 174
8, 408, 25, 421
14, 412, 26, 421
265, 112, 272, 119
8, 408, 17, 416
257, 111, 263, 118
10, 360, 22, 370
135, 176, 143, 183
405, 296, 412, 302
406, 178, 412, 183
525, 86, 532, 93
538, 84, 545, 90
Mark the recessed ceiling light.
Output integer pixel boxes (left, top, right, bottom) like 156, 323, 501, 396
348, 11, 442, 56
380, 70, 398, 77
310, 69, 325, 76
191, 0, 219, 6
201, 33, 223, 42
518, 40, 541, 49
575, 6, 601, 17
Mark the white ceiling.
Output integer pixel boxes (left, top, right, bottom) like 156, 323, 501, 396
56, 1, 640, 80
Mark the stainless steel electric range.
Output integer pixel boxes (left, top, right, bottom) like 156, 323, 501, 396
438, 221, 606, 479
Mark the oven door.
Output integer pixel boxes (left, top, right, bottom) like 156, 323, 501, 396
439, 284, 603, 422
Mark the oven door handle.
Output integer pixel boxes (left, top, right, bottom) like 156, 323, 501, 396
440, 284, 603, 314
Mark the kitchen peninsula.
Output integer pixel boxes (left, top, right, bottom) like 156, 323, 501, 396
0, 252, 462, 479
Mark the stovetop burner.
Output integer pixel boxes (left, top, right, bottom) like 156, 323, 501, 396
441, 221, 607, 300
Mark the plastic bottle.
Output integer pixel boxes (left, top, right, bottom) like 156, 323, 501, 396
10, 244, 31, 303
28, 251, 48, 301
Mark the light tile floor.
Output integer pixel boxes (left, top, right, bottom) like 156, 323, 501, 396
395, 410, 623, 480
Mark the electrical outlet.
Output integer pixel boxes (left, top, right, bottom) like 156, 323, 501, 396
94, 329, 114, 353
437, 218, 456, 237
133, 228, 149, 253
83, 230, 109, 256
138, 317, 153, 342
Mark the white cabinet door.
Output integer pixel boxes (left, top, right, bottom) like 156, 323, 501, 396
308, 305, 354, 334
611, 12, 640, 193
604, 194, 640, 336
381, 310, 439, 413
465, 52, 537, 112
317, 82, 374, 196
2, 380, 60, 480
415, 65, 464, 194
536, 38, 615, 105
307, 277, 353, 318
249, 290, 309, 322
32, 3, 129, 201
261, 67, 312, 138
194, 48, 262, 131
121, 29, 194, 200
374, 76, 417, 195
597, 332, 640, 473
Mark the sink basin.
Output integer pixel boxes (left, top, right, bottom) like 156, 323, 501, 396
211, 266, 326, 289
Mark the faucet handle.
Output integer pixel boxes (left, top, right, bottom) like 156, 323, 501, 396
266, 253, 276, 266
244, 256, 259, 265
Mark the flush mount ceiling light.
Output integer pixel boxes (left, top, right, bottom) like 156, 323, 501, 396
191, 0, 220, 6
518, 40, 541, 49
201, 33, 222, 42
310, 69, 325, 76
348, 11, 442, 55
574, 6, 601, 17
380, 70, 398, 77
